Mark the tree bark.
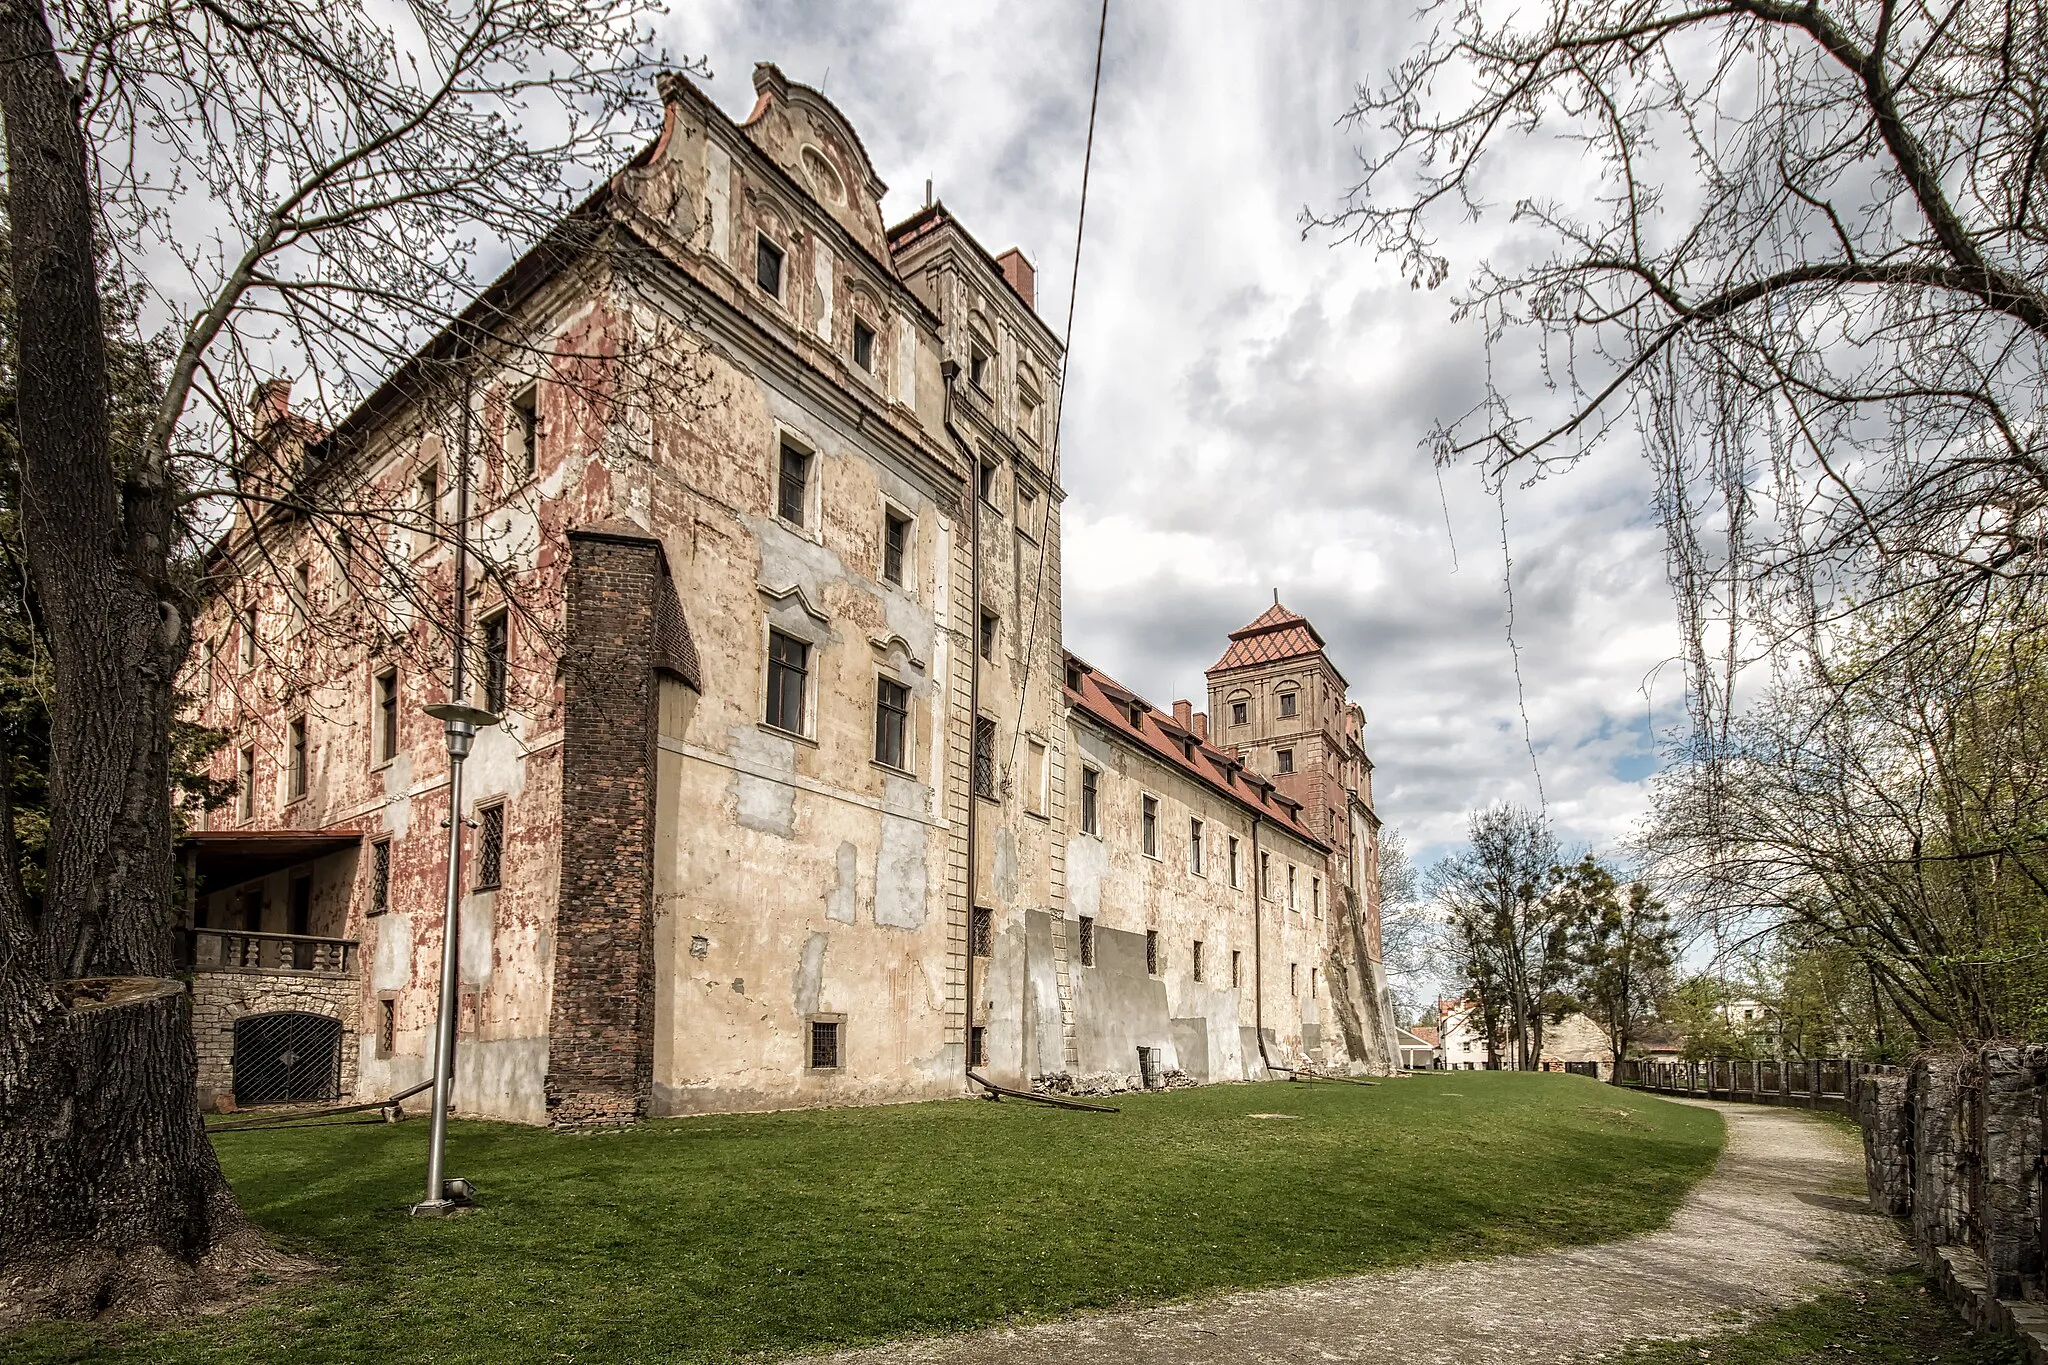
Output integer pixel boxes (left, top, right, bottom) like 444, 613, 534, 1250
0, 0, 275, 1321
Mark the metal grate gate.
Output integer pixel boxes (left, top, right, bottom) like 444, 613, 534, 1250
232, 1011, 342, 1107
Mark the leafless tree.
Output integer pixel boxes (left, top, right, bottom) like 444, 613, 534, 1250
0, 0, 704, 1320
1323, 0, 2047, 747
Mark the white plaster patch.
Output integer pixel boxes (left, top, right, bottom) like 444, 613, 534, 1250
826, 841, 858, 923
794, 930, 828, 1016
1066, 834, 1107, 916
895, 316, 916, 409
875, 813, 927, 929
463, 725, 528, 808
372, 912, 414, 992
995, 826, 1020, 903
728, 725, 797, 839
705, 139, 732, 260
814, 243, 834, 343
460, 895, 495, 986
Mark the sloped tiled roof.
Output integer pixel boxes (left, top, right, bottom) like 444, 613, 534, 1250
1063, 652, 1326, 849
1207, 601, 1329, 674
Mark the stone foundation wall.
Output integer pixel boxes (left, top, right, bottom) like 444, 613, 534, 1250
1909, 1052, 1969, 1251
1979, 1045, 2048, 1299
190, 970, 359, 1110
1859, 1070, 1912, 1217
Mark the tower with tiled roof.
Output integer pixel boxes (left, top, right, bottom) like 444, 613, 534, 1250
1205, 600, 1391, 1068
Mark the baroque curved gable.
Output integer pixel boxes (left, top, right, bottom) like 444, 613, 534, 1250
740, 63, 891, 259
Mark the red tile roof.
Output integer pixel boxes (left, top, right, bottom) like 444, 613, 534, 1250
1207, 601, 1329, 675
1063, 652, 1326, 849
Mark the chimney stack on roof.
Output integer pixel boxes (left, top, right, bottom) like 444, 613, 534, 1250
994, 247, 1035, 311
251, 378, 292, 431
1193, 711, 1208, 742
1172, 699, 1192, 731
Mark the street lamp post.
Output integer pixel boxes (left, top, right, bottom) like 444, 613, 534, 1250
412, 697, 499, 1217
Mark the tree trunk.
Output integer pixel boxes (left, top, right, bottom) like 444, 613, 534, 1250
0, 0, 277, 1321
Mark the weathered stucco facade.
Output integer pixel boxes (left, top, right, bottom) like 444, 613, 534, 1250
179, 63, 1395, 1124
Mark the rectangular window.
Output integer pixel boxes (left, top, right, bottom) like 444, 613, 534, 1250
1189, 818, 1204, 875
418, 464, 440, 527
1279, 691, 1298, 718
809, 1018, 841, 1069
883, 510, 909, 586
1260, 852, 1272, 897
756, 235, 785, 296
240, 604, 258, 667
1025, 738, 1047, 816
874, 676, 910, 770
1277, 748, 1295, 774
1229, 836, 1241, 888
1288, 864, 1298, 911
481, 612, 509, 716
969, 343, 989, 392
968, 1025, 987, 1069
1232, 949, 1243, 988
852, 318, 875, 371
1310, 967, 1318, 997
370, 838, 391, 915
971, 906, 993, 958
1290, 963, 1299, 997
973, 715, 997, 799
1193, 940, 1205, 982
979, 458, 998, 503
378, 997, 397, 1057
1016, 484, 1038, 539
766, 630, 809, 735
777, 441, 809, 526
1141, 795, 1158, 857
1145, 929, 1159, 976
1313, 876, 1322, 920
287, 716, 308, 800
236, 745, 255, 821
1080, 767, 1099, 835
1018, 390, 1040, 444
292, 562, 311, 628
979, 609, 997, 662
475, 802, 505, 891
375, 668, 399, 764
1078, 915, 1095, 967
508, 384, 539, 481
1231, 700, 1247, 726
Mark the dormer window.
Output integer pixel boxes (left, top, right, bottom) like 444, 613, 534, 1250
1066, 663, 1082, 692
1127, 703, 1143, 729
852, 318, 876, 371
756, 235, 785, 297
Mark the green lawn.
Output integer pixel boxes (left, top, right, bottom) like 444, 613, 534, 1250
1604, 1269, 2023, 1364
14, 1071, 1721, 1364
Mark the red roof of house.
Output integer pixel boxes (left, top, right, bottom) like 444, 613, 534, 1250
1207, 602, 1330, 674
1063, 653, 1326, 848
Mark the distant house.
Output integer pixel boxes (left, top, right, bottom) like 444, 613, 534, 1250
1397, 1024, 1436, 1070
1436, 997, 1491, 1069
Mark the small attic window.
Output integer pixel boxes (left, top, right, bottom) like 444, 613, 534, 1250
1066, 663, 1082, 692
1127, 702, 1143, 729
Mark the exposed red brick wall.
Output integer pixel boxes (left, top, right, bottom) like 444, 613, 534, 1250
545, 525, 666, 1125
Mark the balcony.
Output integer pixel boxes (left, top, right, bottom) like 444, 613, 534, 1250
184, 926, 359, 977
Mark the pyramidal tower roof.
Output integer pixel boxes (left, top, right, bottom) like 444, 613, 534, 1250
1206, 601, 1328, 674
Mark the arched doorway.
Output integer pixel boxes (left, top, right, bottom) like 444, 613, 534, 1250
232, 1011, 342, 1106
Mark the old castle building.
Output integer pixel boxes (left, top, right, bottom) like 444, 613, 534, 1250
180, 64, 1397, 1123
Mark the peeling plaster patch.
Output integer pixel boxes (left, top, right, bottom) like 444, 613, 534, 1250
690, 935, 709, 959
459, 897, 495, 986
794, 931, 828, 1016
381, 754, 415, 806
372, 913, 414, 992
880, 591, 936, 678
750, 514, 853, 626
731, 977, 745, 993
875, 814, 928, 929
881, 771, 929, 821
995, 826, 1020, 904
1066, 835, 1107, 917
464, 725, 528, 807
826, 841, 858, 923
728, 725, 797, 838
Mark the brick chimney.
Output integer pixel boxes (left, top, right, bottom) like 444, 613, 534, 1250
1172, 699, 1193, 731
994, 248, 1035, 311
1193, 711, 1208, 742
251, 378, 291, 433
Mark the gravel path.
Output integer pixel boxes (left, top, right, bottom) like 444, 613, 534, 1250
785, 1100, 1908, 1365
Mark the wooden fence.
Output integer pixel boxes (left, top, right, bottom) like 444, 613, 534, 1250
1615, 1056, 1893, 1116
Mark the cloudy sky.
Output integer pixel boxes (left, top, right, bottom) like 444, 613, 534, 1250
673, 1, 1686, 870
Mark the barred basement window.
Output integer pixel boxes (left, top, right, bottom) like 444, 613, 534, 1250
379, 998, 397, 1057
969, 1026, 987, 1068
1192, 940, 1205, 982
370, 838, 392, 915
1078, 915, 1095, 967
1145, 929, 1159, 976
475, 803, 505, 891
809, 1018, 842, 1070
973, 715, 997, 798
971, 906, 993, 958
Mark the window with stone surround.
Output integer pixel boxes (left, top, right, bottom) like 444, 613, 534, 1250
1080, 766, 1099, 835
777, 440, 810, 527
236, 745, 255, 822
971, 906, 993, 958
873, 676, 910, 771
1145, 929, 1159, 976
852, 317, 876, 371
1078, 915, 1095, 967
1232, 949, 1243, 987
973, 715, 997, 799
480, 611, 509, 715
808, 1016, 843, 1070
374, 667, 399, 765
369, 838, 391, 916
883, 509, 910, 586
1231, 700, 1248, 727
474, 802, 505, 891
1141, 795, 1158, 858
766, 629, 809, 736
1189, 818, 1204, 875
286, 716, 308, 801
1193, 940, 1205, 982
1229, 835, 1242, 887
1277, 747, 1294, 774
1278, 689, 1298, 718
756, 234, 785, 297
